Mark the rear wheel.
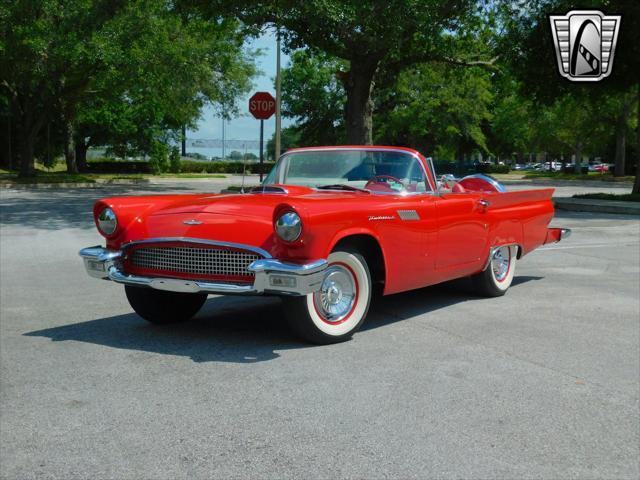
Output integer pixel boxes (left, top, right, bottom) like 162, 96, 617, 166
472, 245, 517, 297
125, 285, 207, 324
283, 249, 372, 344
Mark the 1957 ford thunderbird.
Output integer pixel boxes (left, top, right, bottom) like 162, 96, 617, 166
80, 146, 570, 344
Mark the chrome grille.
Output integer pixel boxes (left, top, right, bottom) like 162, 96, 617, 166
130, 246, 261, 279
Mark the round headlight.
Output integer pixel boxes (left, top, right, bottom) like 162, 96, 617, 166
97, 207, 117, 235
275, 211, 302, 242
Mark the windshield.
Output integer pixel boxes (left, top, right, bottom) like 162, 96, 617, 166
264, 149, 430, 194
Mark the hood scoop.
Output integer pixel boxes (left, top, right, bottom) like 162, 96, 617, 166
250, 185, 288, 194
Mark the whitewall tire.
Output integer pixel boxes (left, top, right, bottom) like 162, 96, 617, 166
283, 249, 372, 344
472, 245, 517, 297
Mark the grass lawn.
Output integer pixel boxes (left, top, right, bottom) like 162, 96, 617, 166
522, 171, 635, 182
573, 192, 640, 202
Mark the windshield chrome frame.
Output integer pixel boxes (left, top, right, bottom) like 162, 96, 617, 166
267, 147, 436, 196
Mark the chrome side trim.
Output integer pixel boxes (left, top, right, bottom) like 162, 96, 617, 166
250, 185, 288, 194
120, 237, 272, 259
397, 209, 420, 221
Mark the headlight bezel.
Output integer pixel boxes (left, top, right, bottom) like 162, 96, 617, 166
97, 207, 118, 236
275, 210, 303, 243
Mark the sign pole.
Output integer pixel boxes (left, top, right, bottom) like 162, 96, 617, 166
259, 119, 264, 182
275, 28, 282, 160
249, 91, 276, 180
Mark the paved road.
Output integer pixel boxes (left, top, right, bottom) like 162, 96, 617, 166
1, 185, 639, 479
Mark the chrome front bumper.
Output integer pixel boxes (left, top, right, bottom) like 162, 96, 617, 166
79, 246, 327, 296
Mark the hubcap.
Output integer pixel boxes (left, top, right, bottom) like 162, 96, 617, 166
491, 246, 511, 282
313, 265, 356, 323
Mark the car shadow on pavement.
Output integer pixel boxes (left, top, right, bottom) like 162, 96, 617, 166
24, 296, 303, 363
363, 275, 543, 330
24, 276, 543, 364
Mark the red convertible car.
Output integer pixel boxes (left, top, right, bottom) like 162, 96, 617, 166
80, 146, 570, 344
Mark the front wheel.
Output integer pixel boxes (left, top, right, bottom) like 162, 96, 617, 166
125, 285, 207, 324
471, 245, 517, 297
282, 249, 372, 344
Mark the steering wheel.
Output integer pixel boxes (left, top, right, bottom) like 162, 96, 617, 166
364, 175, 407, 193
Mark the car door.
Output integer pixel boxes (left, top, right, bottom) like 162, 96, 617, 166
434, 192, 489, 271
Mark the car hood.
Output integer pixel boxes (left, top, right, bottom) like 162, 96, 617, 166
149, 186, 317, 219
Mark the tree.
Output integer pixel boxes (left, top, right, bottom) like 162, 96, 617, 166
224, 0, 497, 144
267, 126, 301, 160
0, 0, 256, 176
374, 63, 494, 160
228, 150, 243, 160
74, 2, 255, 169
280, 49, 346, 146
487, 74, 536, 163
0, 0, 127, 176
500, 0, 640, 189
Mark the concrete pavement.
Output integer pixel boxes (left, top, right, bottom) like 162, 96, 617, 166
1, 184, 638, 479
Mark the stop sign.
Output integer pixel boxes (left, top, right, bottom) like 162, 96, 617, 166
249, 92, 276, 120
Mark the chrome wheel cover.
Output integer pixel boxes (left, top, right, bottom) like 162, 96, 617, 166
313, 265, 356, 323
491, 246, 511, 282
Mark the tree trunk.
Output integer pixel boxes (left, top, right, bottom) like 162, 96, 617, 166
18, 129, 36, 177
614, 92, 639, 177
633, 86, 640, 194
17, 111, 43, 177
614, 113, 627, 177
3, 113, 12, 169
75, 137, 89, 172
344, 59, 378, 144
575, 142, 583, 171
64, 121, 78, 174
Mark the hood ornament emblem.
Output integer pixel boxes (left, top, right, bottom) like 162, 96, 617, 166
183, 219, 203, 225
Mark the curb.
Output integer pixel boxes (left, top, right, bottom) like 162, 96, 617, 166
501, 179, 633, 189
0, 179, 152, 189
553, 197, 640, 215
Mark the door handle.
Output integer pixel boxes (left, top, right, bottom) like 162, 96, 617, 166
477, 199, 490, 211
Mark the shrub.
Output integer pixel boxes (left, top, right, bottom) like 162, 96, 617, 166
561, 165, 590, 174
85, 158, 275, 175
180, 160, 275, 175
86, 159, 152, 173
185, 152, 208, 160
476, 163, 510, 174
149, 141, 169, 174
169, 147, 182, 173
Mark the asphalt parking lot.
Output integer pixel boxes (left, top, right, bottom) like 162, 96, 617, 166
1, 183, 639, 479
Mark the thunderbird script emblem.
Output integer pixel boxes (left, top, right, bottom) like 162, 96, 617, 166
549, 10, 621, 82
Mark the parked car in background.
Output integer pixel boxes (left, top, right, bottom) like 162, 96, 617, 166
536, 161, 563, 172
590, 163, 610, 172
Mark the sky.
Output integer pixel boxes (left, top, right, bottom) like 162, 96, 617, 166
187, 30, 293, 144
